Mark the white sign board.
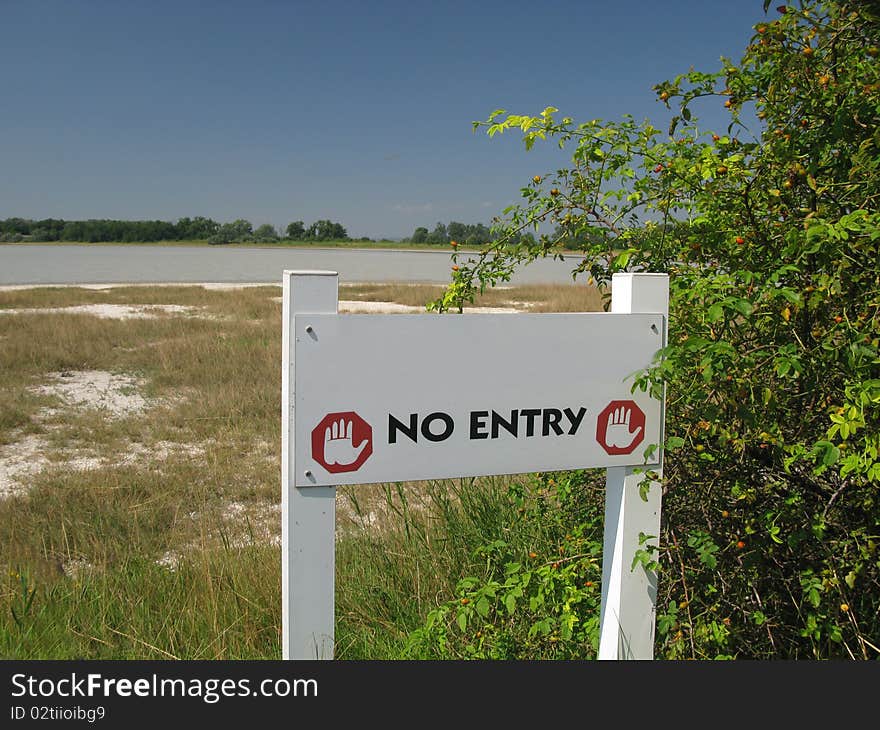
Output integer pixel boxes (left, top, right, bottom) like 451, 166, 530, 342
293, 312, 664, 487
281, 270, 669, 662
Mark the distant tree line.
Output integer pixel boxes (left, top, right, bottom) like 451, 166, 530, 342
407, 221, 535, 247
0, 217, 353, 244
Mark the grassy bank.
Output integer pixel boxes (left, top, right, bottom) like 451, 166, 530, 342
0, 281, 604, 659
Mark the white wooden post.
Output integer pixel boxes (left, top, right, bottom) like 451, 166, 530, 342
281, 270, 338, 659
598, 272, 669, 660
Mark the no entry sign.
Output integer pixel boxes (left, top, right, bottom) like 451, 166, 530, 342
293, 313, 664, 487
281, 270, 669, 662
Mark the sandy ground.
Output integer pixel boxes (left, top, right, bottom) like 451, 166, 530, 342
0, 433, 105, 499
0, 304, 201, 319
33, 370, 150, 417
0, 370, 203, 498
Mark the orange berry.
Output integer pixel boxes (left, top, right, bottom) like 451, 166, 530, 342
533, 175, 542, 184
460, 598, 470, 605
834, 315, 843, 323
735, 236, 745, 245
584, 581, 594, 588
736, 540, 746, 550
840, 603, 850, 612
528, 552, 538, 559
721, 510, 730, 518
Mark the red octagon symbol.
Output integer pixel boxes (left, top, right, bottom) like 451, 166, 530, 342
311, 411, 373, 474
596, 400, 646, 456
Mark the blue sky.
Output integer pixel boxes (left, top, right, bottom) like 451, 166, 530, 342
1, 1, 770, 240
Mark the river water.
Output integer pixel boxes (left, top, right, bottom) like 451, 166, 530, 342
0, 244, 585, 286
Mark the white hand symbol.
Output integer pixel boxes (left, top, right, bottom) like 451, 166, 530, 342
324, 417, 369, 467
605, 406, 643, 450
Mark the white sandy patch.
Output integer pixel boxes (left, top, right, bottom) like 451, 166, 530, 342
0, 434, 213, 499
339, 300, 425, 313
0, 371, 185, 497
117, 439, 211, 466
32, 370, 149, 418
0, 303, 200, 319
156, 551, 182, 571
0, 434, 106, 498
220, 500, 281, 545
0, 435, 48, 498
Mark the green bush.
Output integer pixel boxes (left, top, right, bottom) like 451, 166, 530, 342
404, 471, 605, 659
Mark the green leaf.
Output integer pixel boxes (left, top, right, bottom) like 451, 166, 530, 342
733, 298, 753, 316
814, 441, 840, 467
666, 436, 686, 450
456, 611, 467, 632
504, 593, 517, 616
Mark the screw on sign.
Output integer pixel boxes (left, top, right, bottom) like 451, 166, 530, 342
311, 411, 373, 473
596, 400, 646, 456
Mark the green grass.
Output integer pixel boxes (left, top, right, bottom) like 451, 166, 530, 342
0, 282, 604, 659
3, 551, 280, 659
